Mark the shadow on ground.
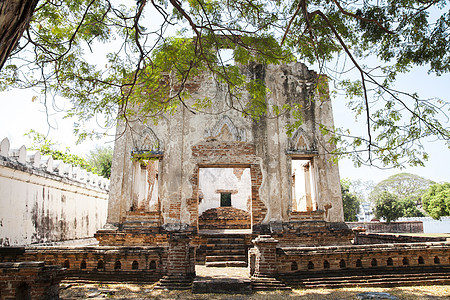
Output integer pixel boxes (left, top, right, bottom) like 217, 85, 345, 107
60, 282, 450, 300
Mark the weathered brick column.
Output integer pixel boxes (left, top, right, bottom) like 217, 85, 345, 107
252, 235, 279, 277
167, 233, 193, 277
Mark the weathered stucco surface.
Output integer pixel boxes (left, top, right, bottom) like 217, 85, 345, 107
107, 61, 344, 228
198, 168, 251, 215
0, 138, 109, 246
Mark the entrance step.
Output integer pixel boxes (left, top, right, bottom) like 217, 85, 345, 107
205, 261, 248, 267
251, 276, 291, 291
153, 275, 193, 290
203, 234, 249, 267
206, 255, 247, 262
193, 265, 251, 294
192, 277, 252, 293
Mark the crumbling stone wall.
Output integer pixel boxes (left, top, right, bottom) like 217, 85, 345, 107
0, 137, 109, 246
107, 61, 344, 231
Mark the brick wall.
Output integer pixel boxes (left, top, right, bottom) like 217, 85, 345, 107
198, 207, 251, 229
0, 261, 64, 300
354, 232, 447, 245
276, 242, 450, 274
346, 221, 424, 233
1, 246, 167, 283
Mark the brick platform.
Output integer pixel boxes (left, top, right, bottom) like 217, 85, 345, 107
198, 207, 251, 230
0, 261, 64, 300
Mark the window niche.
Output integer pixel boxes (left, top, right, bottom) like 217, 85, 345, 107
291, 158, 318, 212
220, 192, 232, 207
130, 157, 159, 212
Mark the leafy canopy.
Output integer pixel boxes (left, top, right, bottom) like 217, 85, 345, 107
369, 173, 435, 204
341, 178, 361, 222
87, 146, 113, 179
25, 130, 92, 171
1, 0, 450, 167
25, 129, 112, 178
374, 191, 403, 223
422, 182, 450, 219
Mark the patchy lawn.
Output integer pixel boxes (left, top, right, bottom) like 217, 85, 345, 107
60, 281, 450, 299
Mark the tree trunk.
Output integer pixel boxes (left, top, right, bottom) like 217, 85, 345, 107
0, 0, 39, 70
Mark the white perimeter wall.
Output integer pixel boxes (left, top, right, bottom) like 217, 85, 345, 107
198, 168, 251, 215
0, 165, 108, 246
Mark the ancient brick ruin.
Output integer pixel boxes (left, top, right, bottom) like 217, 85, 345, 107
1, 59, 449, 295
98, 61, 351, 239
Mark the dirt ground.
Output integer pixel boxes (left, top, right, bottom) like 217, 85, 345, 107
59, 281, 450, 299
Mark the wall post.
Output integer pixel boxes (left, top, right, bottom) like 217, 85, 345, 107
252, 235, 279, 277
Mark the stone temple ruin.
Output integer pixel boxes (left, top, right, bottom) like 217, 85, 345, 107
97, 61, 352, 247
1, 57, 449, 296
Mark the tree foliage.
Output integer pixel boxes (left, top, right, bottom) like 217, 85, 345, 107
369, 173, 434, 203
374, 191, 403, 223
25, 129, 112, 178
1, 0, 450, 167
369, 173, 432, 218
422, 183, 450, 219
26, 130, 92, 170
341, 179, 361, 222
87, 146, 113, 179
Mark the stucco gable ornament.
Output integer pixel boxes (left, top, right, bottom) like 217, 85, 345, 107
289, 127, 315, 152
204, 115, 246, 142
131, 127, 162, 154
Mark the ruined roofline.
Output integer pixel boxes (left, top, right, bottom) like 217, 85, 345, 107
0, 137, 110, 191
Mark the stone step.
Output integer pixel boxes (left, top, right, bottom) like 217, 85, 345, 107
251, 277, 291, 291
299, 273, 450, 284
205, 243, 247, 249
302, 278, 450, 289
205, 261, 248, 268
122, 221, 160, 228
206, 255, 247, 262
283, 271, 450, 283
206, 249, 246, 255
284, 273, 450, 288
153, 276, 193, 290
206, 238, 246, 244
192, 277, 252, 294
302, 275, 450, 286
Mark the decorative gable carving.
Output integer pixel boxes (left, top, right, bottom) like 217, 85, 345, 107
289, 127, 315, 152
204, 115, 246, 142
131, 127, 161, 153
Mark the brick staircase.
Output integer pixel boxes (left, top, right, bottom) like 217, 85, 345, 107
279, 266, 450, 288
204, 234, 248, 267
251, 276, 291, 291
153, 275, 193, 290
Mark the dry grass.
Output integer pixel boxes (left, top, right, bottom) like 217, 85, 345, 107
60, 282, 450, 299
